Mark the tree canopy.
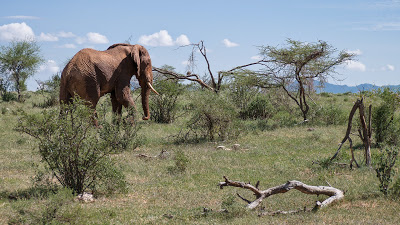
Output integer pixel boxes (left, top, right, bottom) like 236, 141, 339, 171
234, 39, 356, 121
0, 40, 44, 101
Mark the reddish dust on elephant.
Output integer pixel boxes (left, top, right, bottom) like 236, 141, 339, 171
59, 43, 158, 121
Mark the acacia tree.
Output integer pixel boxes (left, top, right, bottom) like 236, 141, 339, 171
0, 40, 44, 101
236, 39, 355, 122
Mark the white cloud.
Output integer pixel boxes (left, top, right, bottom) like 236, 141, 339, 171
345, 60, 366, 72
38, 32, 58, 42
138, 30, 190, 47
59, 43, 76, 49
5, 15, 39, 20
139, 30, 174, 46
57, 31, 76, 38
0, 22, 35, 41
346, 49, 363, 55
222, 38, 239, 47
75, 32, 109, 44
175, 34, 190, 46
39, 60, 60, 74
381, 64, 395, 71
86, 32, 109, 44
181, 60, 190, 66
251, 55, 263, 60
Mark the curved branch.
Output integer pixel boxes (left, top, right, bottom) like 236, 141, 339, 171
152, 66, 214, 91
219, 177, 344, 210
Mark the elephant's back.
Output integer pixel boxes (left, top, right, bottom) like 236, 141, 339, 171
60, 49, 100, 98
63, 49, 97, 75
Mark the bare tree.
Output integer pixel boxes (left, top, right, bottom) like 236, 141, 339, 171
153, 41, 228, 93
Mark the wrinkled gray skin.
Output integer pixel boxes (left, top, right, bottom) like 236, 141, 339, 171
60, 44, 155, 122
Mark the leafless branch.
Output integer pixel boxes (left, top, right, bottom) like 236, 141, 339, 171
152, 66, 214, 91
219, 176, 344, 210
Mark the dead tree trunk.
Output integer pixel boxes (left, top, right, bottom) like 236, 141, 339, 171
330, 98, 372, 167
218, 176, 344, 211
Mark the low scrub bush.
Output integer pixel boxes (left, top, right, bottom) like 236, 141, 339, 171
270, 111, 298, 127
239, 95, 275, 120
372, 88, 400, 146
175, 92, 238, 143
167, 149, 190, 174
16, 97, 140, 194
2, 91, 17, 101
150, 79, 184, 123
33, 74, 61, 108
311, 104, 347, 125
375, 146, 399, 195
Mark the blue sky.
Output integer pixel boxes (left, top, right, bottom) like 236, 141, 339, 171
0, 0, 399, 90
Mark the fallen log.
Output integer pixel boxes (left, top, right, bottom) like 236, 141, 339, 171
218, 176, 344, 210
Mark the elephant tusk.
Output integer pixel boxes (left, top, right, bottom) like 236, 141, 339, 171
147, 82, 159, 95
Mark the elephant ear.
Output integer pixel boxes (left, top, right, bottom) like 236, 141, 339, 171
131, 45, 141, 76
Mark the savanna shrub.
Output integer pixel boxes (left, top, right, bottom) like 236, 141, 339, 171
149, 65, 185, 123
229, 76, 259, 114
176, 91, 238, 142
150, 78, 184, 123
375, 145, 399, 195
312, 104, 346, 125
16, 97, 140, 194
239, 95, 275, 120
373, 104, 395, 145
271, 110, 298, 127
33, 73, 61, 108
372, 88, 400, 146
167, 149, 190, 174
2, 91, 17, 101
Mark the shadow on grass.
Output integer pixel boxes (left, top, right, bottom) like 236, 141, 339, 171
0, 185, 59, 201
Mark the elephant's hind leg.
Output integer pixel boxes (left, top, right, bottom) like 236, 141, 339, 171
111, 91, 123, 115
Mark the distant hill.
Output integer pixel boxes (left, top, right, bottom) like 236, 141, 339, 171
316, 82, 400, 94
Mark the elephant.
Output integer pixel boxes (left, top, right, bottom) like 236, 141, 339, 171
59, 43, 158, 124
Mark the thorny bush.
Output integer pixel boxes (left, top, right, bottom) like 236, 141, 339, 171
16, 96, 140, 194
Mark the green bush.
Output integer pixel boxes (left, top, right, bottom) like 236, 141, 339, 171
2, 91, 17, 101
372, 88, 400, 146
373, 104, 395, 145
312, 104, 347, 125
167, 149, 190, 174
239, 95, 275, 120
16, 97, 140, 194
176, 92, 238, 142
33, 73, 61, 108
271, 111, 298, 127
150, 79, 184, 123
375, 146, 399, 195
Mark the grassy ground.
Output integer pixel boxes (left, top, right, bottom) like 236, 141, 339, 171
0, 91, 399, 224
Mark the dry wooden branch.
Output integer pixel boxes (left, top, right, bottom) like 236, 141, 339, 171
218, 176, 344, 210
152, 67, 214, 91
330, 98, 371, 167
330, 99, 362, 161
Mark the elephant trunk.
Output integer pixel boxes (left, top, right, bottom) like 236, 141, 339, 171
141, 85, 151, 120
141, 71, 158, 120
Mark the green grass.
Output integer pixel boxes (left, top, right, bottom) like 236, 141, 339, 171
1, 91, 399, 224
